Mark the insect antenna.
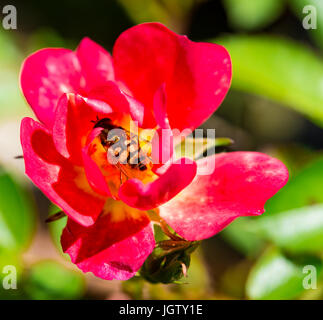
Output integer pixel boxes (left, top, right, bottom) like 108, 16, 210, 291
116, 162, 130, 184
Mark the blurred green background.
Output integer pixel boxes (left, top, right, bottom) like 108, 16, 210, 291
0, 0, 323, 300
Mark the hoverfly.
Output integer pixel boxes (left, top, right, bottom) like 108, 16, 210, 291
93, 117, 152, 182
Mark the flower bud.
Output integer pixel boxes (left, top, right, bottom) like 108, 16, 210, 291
140, 240, 199, 284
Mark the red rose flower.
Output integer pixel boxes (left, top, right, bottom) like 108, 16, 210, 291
20, 23, 288, 280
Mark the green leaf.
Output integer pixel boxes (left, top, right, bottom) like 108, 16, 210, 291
289, 0, 323, 50
265, 157, 323, 215
27, 28, 71, 53
175, 137, 233, 160
0, 169, 35, 252
118, 0, 170, 24
0, 31, 22, 67
216, 36, 323, 127
24, 261, 85, 300
246, 247, 320, 299
223, 0, 284, 30
118, 0, 198, 32
259, 204, 323, 254
221, 218, 266, 256
0, 31, 31, 119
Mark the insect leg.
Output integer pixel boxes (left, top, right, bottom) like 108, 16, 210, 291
116, 163, 130, 182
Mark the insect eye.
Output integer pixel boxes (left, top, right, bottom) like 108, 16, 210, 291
139, 164, 147, 171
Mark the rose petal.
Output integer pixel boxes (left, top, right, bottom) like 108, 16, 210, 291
82, 145, 111, 197
52, 93, 112, 164
159, 152, 289, 241
20, 38, 116, 129
151, 86, 174, 169
76, 37, 115, 91
113, 22, 232, 130
20, 49, 84, 128
61, 200, 155, 280
21, 117, 106, 226
118, 158, 197, 210
88, 82, 145, 126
